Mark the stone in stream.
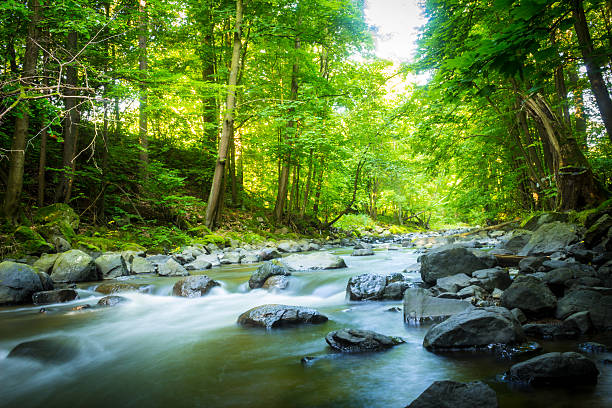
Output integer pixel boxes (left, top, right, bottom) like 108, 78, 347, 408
518, 222, 579, 256
406, 380, 499, 408
32, 289, 78, 305
172, 275, 220, 297
95, 282, 152, 295
50, 250, 98, 283
184, 255, 213, 271
352, 242, 374, 256
501, 230, 533, 254
97, 295, 129, 307
280, 252, 346, 271
7, 336, 82, 364
555, 286, 612, 330
248, 261, 291, 289
470, 268, 511, 291
504, 352, 599, 386
262, 275, 290, 290
95, 253, 129, 280
435, 273, 471, 294
422, 306, 525, 350
403, 288, 473, 323
325, 328, 404, 353
157, 258, 189, 277
500, 275, 556, 317
259, 248, 281, 261
419, 246, 492, 285
32, 253, 60, 274
347, 273, 412, 301
0, 261, 44, 305
130, 256, 156, 274
237, 304, 328, 329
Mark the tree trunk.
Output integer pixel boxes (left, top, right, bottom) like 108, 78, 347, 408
312, 157, 324, 217
55, 31, 80, 203
205, 0, 243, 229
300, 148, 313, 216
569, 69, 588, 149
572, 0, 612, 142
229, 133, 238, 206
37, 31, 50, 207
3, 0, 40, 221
138, 0, 148, 180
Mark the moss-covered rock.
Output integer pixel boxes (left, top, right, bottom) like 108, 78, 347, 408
34, 204, 79, 243
13, 226, 53, 255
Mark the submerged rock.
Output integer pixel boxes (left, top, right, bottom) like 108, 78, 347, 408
505, 352, 599, 386
0, 261, 44, 305
172, 275, 220, 297
50, 250, 98, 283
281, 252, 346, 270
237, 304, 328, 328
32, 289, 78, 305
325, 328, 404, 353
423, 306, 524, 350
97, 295, 129, 307
7, 336, 81, 364
248, 262, 290, 289
406, 380, 499, 408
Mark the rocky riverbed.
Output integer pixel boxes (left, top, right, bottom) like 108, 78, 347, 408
1, 211, 612, 407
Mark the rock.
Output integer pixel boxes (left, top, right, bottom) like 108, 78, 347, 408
491, 288, 504, 299
7, 336, 81, 363
555, 287, 612, 330
34, 203, 79, 242
420, 246, 491, 285
518, 222, 579, 256
184, 255, 213, 271
435, 273, 471, 293
347, 274, 386, 300
173, 251, 195, 265
522, 322, 574, 339
97, 295, 129, 307
32, 253, 60, 274
280, 252, 346, 271
36, 271, 54, 290
579, 342, 608, 353
237, 304, 328, 329
423, 306, 525, 349
471, 268, 511, 291
502, 230, 533, 254
51, 235, 71, 252
505, 352, 599, 386
518, 256, 549, 274
95, 282, 151, 295
262, 274, 289, 290
307, 242, 321, 251
325, 328, 404, 353
172, 275, 220, 297
522, 212, 569, 231
259, 248, 281, 261
511, 308, 527, 324
219, 252, 241, 264
457, 285, 487, 299
95, 253, 129, 280
14, 226, 53, 255
406, 380, 499, 408
240, 252, 261, 264
50, 250, 98, 283
404, 288, 473, 323
501, 275, 556, 317
352, 242, 374, 256
157, 258, 189, 277
130, 256, 156, 274
277, 240, 300, 253
32, 289, 78, 305
491, 341, 543, 360
543, 265, 599, 294
0, 261, 44, 305
584, 214, 612, 248
249, 262, 291, 289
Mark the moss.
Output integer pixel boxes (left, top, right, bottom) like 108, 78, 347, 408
13, 226, 53, 255
34, 203, 79, 229
188, 224, 212, 237
200, 234, 227, 246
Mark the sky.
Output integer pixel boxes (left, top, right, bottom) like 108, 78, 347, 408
364, 0, 427, 62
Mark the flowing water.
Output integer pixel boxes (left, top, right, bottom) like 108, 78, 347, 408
1, 247, 611, 407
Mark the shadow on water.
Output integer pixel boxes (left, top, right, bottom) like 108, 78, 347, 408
0, 247, 611, 407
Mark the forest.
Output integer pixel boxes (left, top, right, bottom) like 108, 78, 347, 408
2, 0, 612, 252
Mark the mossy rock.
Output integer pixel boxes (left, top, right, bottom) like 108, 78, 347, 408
76, 240, 101, 252
34, 204, 79, 229
13, 226, 53, 255
202, 234, 227, 246
188, 225, 212, 237
37, 220, 77, 243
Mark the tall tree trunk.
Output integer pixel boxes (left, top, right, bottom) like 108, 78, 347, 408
205, 0, 243, 229
55, 31, 80, 203
300, 148, 313, 216
273, 18, 300, 221
569, 69, 588, 149
37, 31, 50, 207
138, 0, 148, 180
229, 133, 237, 206
3, 0, 40, 221
572, 0, 612, 142
312, 157, 324, 217
201, 5, 218, 199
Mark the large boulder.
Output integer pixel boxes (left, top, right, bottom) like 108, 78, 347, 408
130, 256, 156, 274
262, 275, 290, 290
352, 242, 374, 256
280, 252, 346, 271
584, 214, 612, 248
419, 246, 491, 285
237, 304, 328, 329
172, 275, 220, 297
0, 261, 44, 305
403, 288, 473, 323
522, 212, 569, 231
184, 255, 213, 271
13, 226, 53, 255
406, 381, 499, 408
157, 258, 189, 277
95, 253, 129, 279
259, 248, 281, 261
32, 289, 78, 305
518, 222, 579, 256
7, 336, 82, 364
505, 352, 599, 386
501, 275, 557, 317
50, 250, 98, 283
501, 230, 533, 254
555, 286, 612, 330
33, 253, 60, 274
248, 262, 291, 289
347, 273, 411, 301
435, 273, 471, 294
423, 307, 525, 349
325, 328, 404, 353
277, 240, 301, 253
471, 268, 512, 291
34, 203, 79, 242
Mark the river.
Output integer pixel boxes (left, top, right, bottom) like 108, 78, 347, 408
1, 246, 611, 407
